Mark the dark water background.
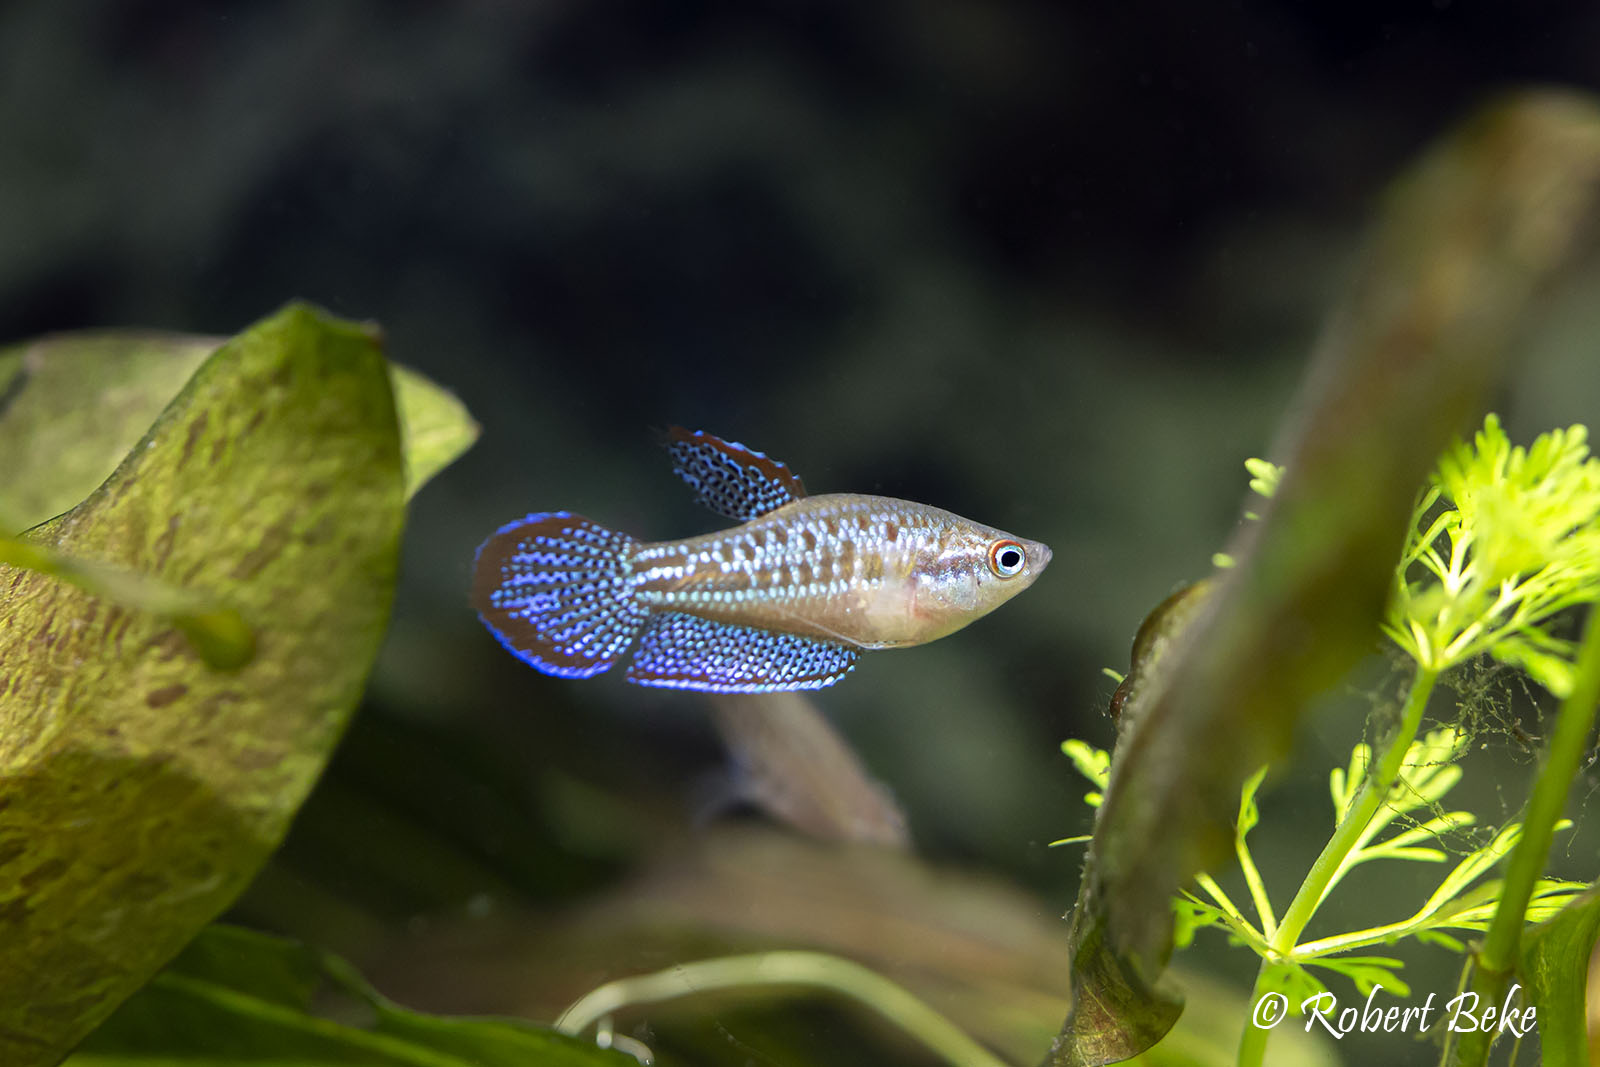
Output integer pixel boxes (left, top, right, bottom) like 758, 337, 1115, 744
6, 3, 1600, 1064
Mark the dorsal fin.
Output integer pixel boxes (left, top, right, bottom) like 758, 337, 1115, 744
663, 427, 807, 521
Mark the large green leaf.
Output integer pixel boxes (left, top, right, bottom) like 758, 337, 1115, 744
0, 303, 464, 1065
1049, 91, 1600, 1064
1518, 886, 1600, 1067
0, 327, 474, 531
64, 924, 634, 1067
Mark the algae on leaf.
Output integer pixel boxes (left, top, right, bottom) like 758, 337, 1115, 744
0, 303, 476, 1066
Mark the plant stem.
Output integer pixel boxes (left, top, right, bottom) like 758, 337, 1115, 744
1278, 666, 1440, 952
0, 535, 254, 669
1451, 606, 1600, 1067
557, 950, 1010, 1067
1236, 665, 1439, 1067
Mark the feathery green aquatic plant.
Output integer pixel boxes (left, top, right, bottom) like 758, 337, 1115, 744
1048, 90, 1600, 1067
1063, 414, 1600, 1066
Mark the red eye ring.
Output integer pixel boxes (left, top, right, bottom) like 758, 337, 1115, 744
988, 539, 1026, 578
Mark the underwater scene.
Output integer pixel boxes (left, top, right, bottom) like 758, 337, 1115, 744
6, 4, 1600, 1066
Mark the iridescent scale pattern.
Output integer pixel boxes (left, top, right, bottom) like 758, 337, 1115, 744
664, 426, 806, 521
628, 493, 939, 648
627, 611, 858, 691
472, 512, 648, 677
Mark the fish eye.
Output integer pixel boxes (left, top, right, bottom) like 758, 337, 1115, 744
988, 539, 1026, 578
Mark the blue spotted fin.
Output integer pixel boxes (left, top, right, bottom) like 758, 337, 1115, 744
471, 512, 648, 677
627, 611, 858, 692
663, 426, 807, 521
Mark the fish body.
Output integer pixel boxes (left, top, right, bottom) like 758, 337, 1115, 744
472, 428, 1050, 692
631, 493, 1037, 649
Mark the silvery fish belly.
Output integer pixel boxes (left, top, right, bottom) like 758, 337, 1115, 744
472, 427, 1051, 693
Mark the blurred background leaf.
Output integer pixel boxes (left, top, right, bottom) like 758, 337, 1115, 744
66, 925, 635, 1067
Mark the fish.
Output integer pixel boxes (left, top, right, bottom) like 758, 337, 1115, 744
471, 427, 1051, 692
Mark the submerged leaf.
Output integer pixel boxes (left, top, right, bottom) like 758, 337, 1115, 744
1051, 91, 1600, 1065
0, 304, 416, 1064
1518, 886, 1600, 1067
67, 924, 634, 1066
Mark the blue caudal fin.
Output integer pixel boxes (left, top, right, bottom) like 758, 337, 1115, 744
662, 427, 807, 521
472, 512, 648, 678
626, 611, 859, 692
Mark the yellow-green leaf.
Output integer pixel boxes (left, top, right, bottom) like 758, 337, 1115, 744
0, 303, 416, 1064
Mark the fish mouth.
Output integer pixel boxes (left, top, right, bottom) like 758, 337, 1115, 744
1033, 541, 1053, 573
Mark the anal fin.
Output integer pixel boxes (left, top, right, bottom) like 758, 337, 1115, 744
626, 612, 858, 693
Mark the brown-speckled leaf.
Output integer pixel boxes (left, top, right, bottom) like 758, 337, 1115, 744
0, 303, 408, 1065
1049, 91, 1600, 1065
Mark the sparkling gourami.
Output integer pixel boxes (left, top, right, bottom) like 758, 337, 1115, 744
472, 428, 1051, 692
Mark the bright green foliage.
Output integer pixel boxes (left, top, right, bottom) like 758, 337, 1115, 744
66, 925, 635, 1067
1243, 458, 1281, 502
0, 304, 477, 1066
1061, 739, 1109, 808
1212, 458, 1282, 567
1386, 414, 1600, 695
1075, 418, 1600, 1050
1061, 728, 1586, 1011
